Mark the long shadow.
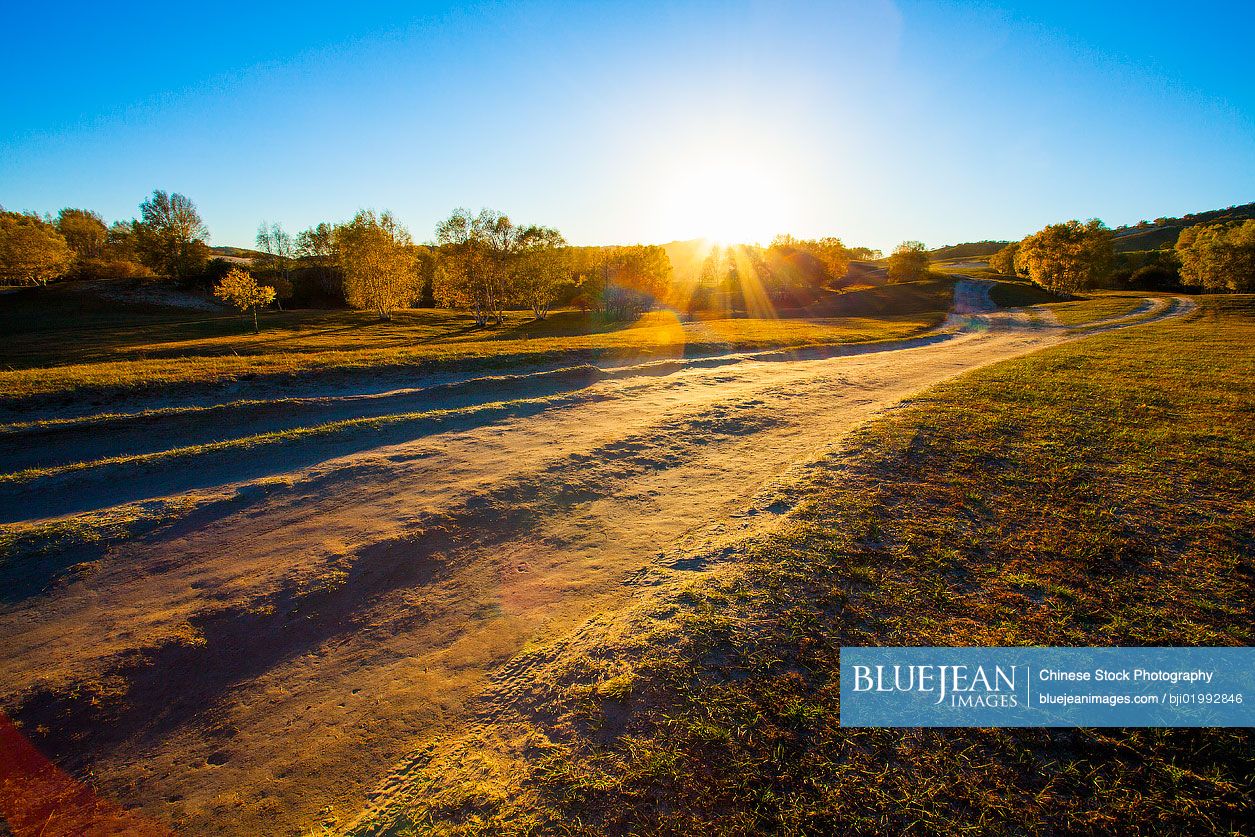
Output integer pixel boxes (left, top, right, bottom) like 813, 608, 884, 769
0, 365, 610, 476
0, 367, 609, 523
413, 322, 488, 343
0, 491, 255, 604
0, 337, 666, 421
9, 412, 710, 773
123, 318, 486, 359
492, 310, 636, 341
137, 319, 385, 355
1, 320, 962, 478
11, 515, 483, 773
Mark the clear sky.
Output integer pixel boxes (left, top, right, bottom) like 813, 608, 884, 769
2, 1, 1253, 251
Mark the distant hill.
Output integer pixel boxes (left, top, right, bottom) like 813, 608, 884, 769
660, 238, 714, 286
929, 241, 1010, 260
923, 202, 1255, 261
210, 245, 264, 261
1111, 202, 1255, 252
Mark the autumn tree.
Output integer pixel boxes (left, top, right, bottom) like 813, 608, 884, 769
515, 225, 568, 319
106, 221, 140, 261
1176, 220, 1255, 292
765, 235, 854, 297
334, 210, 417, 320
56, 209, 107, 259
136, 190, 210, 279
0, 211, 75, 285
434, 208, 512, 326
214, 268, 276, 332
808, 237, 852, 281
1017, 219, 1114, 294
477, 209, 521, 324
886, 241, 930, 282
433, 210, 484, 323
592, 245, 673, 320
988, 241, 1020, 276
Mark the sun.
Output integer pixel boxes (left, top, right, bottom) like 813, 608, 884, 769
655, 150, 794, 245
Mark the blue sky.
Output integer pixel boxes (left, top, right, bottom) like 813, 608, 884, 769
2, 1, 1252, 251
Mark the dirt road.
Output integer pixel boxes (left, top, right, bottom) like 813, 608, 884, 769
0, 286, 1193, 835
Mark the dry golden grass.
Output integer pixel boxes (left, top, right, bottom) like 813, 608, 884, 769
0, 283, 943, 412
352, 296, 1254, 835
1047, 292, 1158, 325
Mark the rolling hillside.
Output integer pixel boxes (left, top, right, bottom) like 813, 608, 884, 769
925, 202, 1254, 261
1112, 202, 1255, 252
928, 240, 1010, 260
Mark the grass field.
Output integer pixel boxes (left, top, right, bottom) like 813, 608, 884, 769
0, 281, 945, 414
362, 296, 1255, 834
988, 281, 1167, 325
1046, 293, 1159, 326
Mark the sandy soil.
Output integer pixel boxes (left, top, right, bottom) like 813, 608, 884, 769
0, 285, 1194, 835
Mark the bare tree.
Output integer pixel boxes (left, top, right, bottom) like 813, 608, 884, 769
256, 221, 295, 281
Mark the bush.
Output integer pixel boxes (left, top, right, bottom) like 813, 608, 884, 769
601, 284, 654, 321
886, 241, 930, 283
72, 258, 155, 280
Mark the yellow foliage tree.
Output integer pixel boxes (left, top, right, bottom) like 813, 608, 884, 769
0, 211, 75, 285
988, 242, 1019, 276
213, 267, 276, 332
1016, 219, 1113, 294
335, 210, 417, 320
886, 241, 930, 283
1176, 220, 1255, 292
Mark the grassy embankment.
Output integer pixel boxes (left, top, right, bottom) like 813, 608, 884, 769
989, 280, 1166, 325
0, 282, 946, 413
361, 296, 1254, 834
1046, 294, 1162, 326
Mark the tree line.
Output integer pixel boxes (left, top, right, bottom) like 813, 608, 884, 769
2, 190, 902, 327
989, 217, 1255, 294
0, 192, 678, 324
671, 236, 930, 315
0, 191, 210, 286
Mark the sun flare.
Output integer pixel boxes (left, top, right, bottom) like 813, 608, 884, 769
655, 150, 794, 245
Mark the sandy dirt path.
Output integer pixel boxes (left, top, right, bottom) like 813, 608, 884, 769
0, 288, 1193, 835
